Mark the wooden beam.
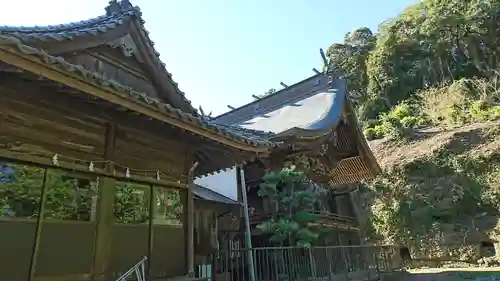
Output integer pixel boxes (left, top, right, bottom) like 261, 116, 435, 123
87, 50, 149, 82
28, 168, 48, 281
147, 185, 155, 279
0, 148, 188, 189
0, 46, 270, 153
185, 161, 199, 276
91, 123, 117, 281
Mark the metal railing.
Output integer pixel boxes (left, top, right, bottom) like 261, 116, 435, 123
116, 256, 147, 281
196, 245, 402, 281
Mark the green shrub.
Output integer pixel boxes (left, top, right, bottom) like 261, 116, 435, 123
401, 116, 426, 128
362, 75, 500, 140
363, 127, 377, 140
363, 101, 426, 140
419, 77, 500, 125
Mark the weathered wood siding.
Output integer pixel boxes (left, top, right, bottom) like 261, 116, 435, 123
0, 84, 107, 164
63, 48, 159, 100
115, 125, 187, 183
0, 82, 187, 181
0, 80, 190, 281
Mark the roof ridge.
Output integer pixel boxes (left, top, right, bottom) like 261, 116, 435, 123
0, 1, 139, 34
0, 14, 117, 33
214, 73, 325, 121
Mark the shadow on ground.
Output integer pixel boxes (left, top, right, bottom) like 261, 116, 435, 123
395, 268, 500, 281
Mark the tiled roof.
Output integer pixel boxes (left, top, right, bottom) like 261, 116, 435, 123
192, 184, 241, 205
0, 1, 197, 116
0, 34, 278, 149
211, 122, 276, 140
231, 77, 346, 137
0, 12, 131, 40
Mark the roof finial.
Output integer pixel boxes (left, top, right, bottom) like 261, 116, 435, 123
105, 0, 121, 15
320, 48, 336, 86
198, 106, 213, 120
319, 48, 329, 70
120, 0, 134, 10
105, 0, 137, 16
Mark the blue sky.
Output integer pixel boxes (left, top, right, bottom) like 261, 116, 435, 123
3, 0, 417, 116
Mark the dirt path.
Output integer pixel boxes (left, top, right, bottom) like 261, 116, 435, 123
401, 268, 500, 281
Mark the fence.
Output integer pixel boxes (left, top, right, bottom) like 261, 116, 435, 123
196, 245, 402, 281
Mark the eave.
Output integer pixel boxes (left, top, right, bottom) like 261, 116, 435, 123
213, 72, 381, 185
0, 35, 278, 153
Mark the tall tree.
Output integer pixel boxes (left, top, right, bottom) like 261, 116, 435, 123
327, 27, 376, 117
257, 168, 330, 247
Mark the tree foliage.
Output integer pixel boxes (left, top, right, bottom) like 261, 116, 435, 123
361, 146, 500, 256
328, 0, 500, 123
0, 164, 182, 224
257, 168, 330, 247
326, 0, 500, 254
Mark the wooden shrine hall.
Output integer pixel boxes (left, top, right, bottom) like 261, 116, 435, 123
0, 1, 273, 281
203, 61, 381, 247
0, 1, 381, 281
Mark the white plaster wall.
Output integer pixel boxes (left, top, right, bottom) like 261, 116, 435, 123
194, 167, 238, 200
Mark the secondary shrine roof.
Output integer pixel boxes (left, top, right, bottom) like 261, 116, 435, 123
221, 77, 345, 137
213, 72, 381, 185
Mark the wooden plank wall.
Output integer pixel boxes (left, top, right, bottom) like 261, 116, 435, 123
0, 85, 107, 165
115, 125, 187, 183
0, 81, 190, 281
0, 81, 187, 181
65, 50, 159, 100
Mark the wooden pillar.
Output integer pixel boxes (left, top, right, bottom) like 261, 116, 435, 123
236, 166, 243, 203
185, 162, 198, 276
334, 195, 344, 215
147, 185, 155, 278
348, 191, 362, 225
28, 168, 48, 281
182, 189, 195, 276
91, 123, 117, 281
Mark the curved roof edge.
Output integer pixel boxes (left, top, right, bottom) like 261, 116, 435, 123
269, 78, 346, 141
304, 77, 346, 131
214, 73, 327, 125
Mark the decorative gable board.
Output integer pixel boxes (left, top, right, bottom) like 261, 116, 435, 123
63, 44, 159, 100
